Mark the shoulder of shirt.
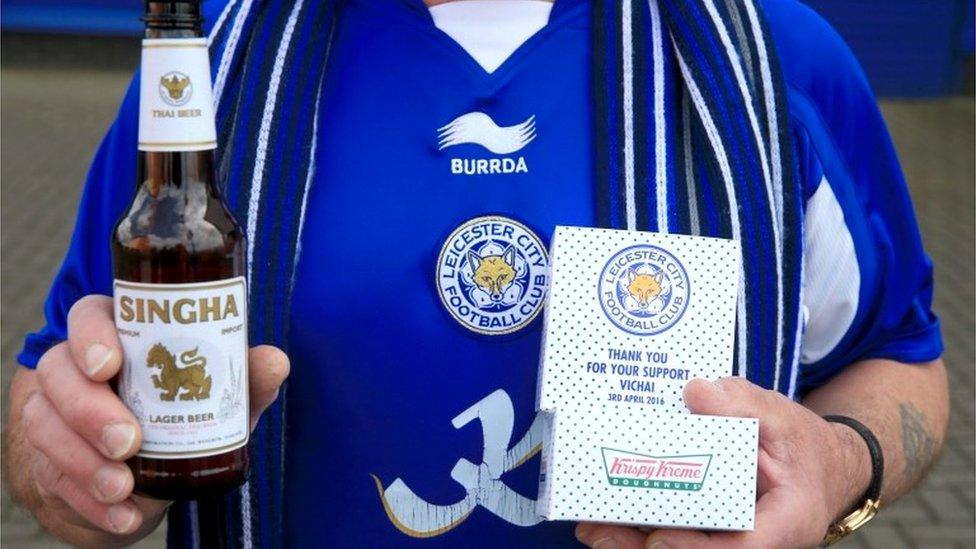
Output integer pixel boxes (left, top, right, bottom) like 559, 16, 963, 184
761, 0, 874, 97
761, 0, 877, 129
761, 0, 885, 197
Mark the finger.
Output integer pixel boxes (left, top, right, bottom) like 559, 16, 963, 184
644, 529, 719, 549
756, 448, 778, 497
36, 345, 141, 460
645, 489, 818, 549
22, 392, 133, 504
683, 377, 790, 438
66, 295, 123, 381
30, 450, 143, 535
131, 493, 173, 519
248, 345, 290, 429
576, 522, 648, 548
29, 450, 93, 530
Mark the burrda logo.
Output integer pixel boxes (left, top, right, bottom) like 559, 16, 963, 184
601, 448, 712, 491
437, 112, 534, 175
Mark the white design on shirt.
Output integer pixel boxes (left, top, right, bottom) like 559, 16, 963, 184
373, 390, 544, 537
438, 112, 537, 155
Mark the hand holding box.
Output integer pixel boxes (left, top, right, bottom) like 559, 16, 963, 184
536, 226, 759, 531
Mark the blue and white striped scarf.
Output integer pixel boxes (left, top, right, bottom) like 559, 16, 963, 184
167, 0, 802, 546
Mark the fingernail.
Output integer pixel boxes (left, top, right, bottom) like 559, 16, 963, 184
106, 504, 137, 533
575, 524, 594, 544
94, 465, 129, 501
85, 344, 114, 377
103, 423, 136, 459
648, 542, 670, 549
592, 538, 620, 549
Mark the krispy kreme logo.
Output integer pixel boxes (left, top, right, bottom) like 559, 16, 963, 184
601, 448, 712, 491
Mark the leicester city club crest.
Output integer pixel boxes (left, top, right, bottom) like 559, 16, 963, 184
436, 216, 549, 335
598, 244, 691, 335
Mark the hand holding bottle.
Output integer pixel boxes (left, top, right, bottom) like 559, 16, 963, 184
8, 295, 288, 543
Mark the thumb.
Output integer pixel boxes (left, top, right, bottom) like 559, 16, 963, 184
683, 378, 741, 417
248, 345, 290, 430
683, 377, 788, 438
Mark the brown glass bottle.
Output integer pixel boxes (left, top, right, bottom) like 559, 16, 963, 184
111, 0, 248, 500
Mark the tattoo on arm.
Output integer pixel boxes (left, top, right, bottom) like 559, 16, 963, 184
899, 403, 937, 482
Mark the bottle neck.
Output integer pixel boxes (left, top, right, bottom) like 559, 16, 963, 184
144, 26, 203, 39
143, 0, 203, 38
138, 2, 218, 178
138, 149, 215, 195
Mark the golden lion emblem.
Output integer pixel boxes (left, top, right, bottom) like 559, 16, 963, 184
146, 343, 212, 401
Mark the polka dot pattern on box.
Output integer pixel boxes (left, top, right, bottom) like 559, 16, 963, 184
541, 404, 758, 531
535, 227, 757, 531
538, 226, 741, 413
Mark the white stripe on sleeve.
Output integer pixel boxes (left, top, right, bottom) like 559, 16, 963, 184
799, 177, 860, 365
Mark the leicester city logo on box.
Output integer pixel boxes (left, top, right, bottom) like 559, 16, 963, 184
598, 244, 690, 335
436, 215, 549, 335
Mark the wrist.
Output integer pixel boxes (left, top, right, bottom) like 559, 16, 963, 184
827, 420, 873, 520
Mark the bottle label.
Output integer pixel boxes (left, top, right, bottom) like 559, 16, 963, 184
115, 277, 249, 459
138, 38, 218, 152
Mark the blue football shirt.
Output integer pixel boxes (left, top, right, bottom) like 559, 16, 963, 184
19, 0, 942, 546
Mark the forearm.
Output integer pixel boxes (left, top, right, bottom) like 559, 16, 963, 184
802, 358, 949, 507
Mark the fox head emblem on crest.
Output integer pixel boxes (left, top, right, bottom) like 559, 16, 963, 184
468, 246, 517, 303
160, 74, 190, 100
626, 270, 664, 309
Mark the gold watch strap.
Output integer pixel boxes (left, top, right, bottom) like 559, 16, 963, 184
821, 498, 880, 546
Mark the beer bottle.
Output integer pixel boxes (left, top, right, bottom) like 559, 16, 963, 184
112, 0, 248, 500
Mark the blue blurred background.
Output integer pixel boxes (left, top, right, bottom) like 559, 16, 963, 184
2, 0, 974, 96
